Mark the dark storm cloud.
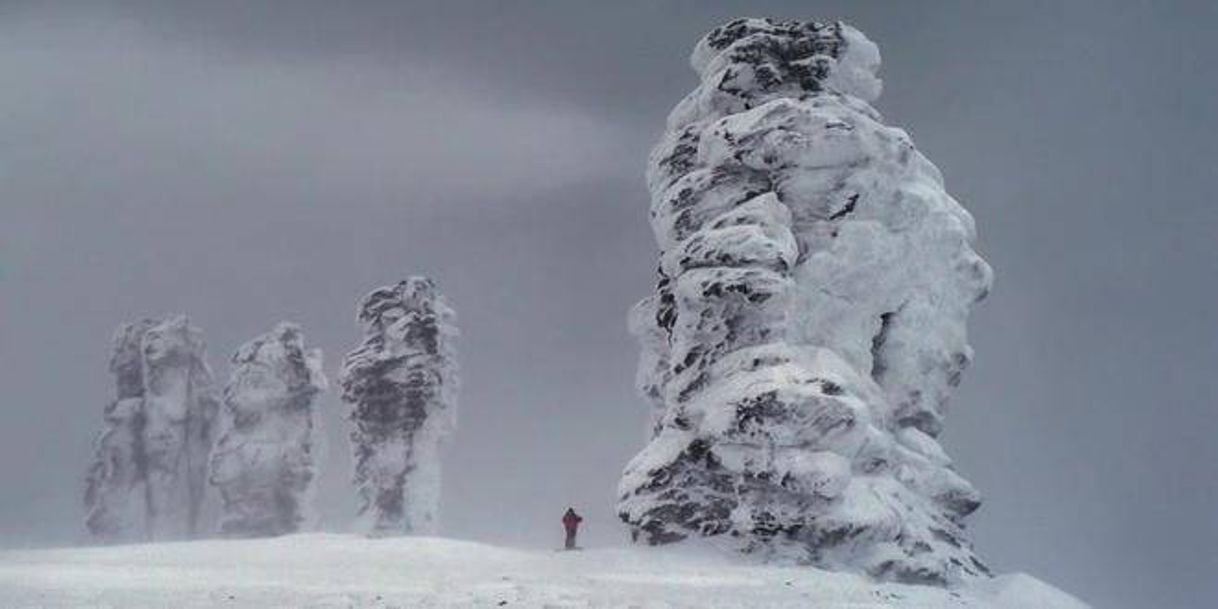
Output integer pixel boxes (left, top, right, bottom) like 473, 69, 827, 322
2, 3, 1216, 609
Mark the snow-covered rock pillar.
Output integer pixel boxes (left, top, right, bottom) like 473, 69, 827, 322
618, 19, 994, 585
85, 316, 220, 541
139, 316, 221, 540
340, 278, 458, 536
85, 320, 156, 541
210, 322, 327, 537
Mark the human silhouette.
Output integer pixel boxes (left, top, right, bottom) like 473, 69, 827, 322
561, 507, 582, 550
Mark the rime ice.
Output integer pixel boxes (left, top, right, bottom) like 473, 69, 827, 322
210, 323, 327, 537
84, 321, 156, 541
619, 19, 993, 585
85, 316, 220, 542
340, 277, 459, 536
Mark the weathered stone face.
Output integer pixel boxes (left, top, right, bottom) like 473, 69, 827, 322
211, 322, 326, 537
85, 316, 220, 542
340, 277, 458, 536
619, 18, 992, 585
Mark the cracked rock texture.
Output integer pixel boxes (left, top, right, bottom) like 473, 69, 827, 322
618, 18, 994, 585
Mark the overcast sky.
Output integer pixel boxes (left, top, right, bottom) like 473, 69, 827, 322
2, 2, 1216, 608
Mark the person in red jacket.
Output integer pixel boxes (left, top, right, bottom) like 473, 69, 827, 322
562, 507, 583, 550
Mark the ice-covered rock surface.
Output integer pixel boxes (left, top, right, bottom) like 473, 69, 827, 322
84, 316, 221, 542
84, 320, 157, 541
210, 322, 327, 537
0, 535, 1090, 608
339, 277, 459, 536
619, 18, 995, 585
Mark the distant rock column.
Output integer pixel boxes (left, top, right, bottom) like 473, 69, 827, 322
340, 278, 458, 536
85, 320, 156, 541
85, 316, 220, 541
138, 316, 221, 540
210, 322, 327, 537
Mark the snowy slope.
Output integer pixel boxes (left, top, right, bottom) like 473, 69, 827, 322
0, 534, 1088, 608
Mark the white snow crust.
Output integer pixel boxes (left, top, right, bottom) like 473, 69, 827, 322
0, 535, 1089, 608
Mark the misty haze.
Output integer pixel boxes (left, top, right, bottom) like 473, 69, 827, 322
1, 2, 1215, 609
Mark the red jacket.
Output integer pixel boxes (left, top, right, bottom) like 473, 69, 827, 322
562, 511, 582, 532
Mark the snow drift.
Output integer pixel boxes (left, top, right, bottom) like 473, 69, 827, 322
619, 18, 994, 585
0, 534, 1090, 608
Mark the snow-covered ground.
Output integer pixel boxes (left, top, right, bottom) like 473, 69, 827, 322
0, 534, 1087, 608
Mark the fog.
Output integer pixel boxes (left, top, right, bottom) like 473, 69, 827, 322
1, 2, 1215, 608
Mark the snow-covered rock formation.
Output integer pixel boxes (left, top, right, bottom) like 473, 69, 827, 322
139, 317, 222, 540
618, 19, 994, 585
339, 278, 459, 536
210, 323, 327, 537
85, 316, 221, 542
84, 320, 157, 541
